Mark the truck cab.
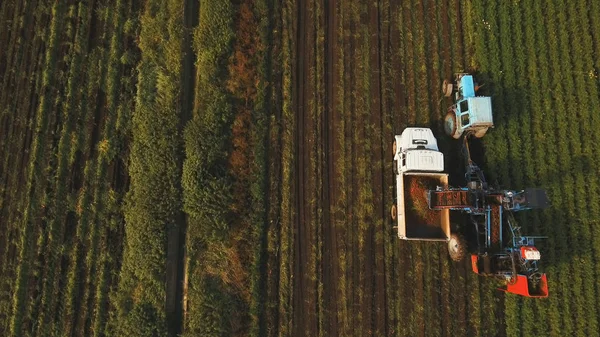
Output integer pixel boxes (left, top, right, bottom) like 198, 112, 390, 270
393, 128, 444, 173
443, 74, 494, 139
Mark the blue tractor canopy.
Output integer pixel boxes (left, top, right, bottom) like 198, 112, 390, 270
443, 73, 494, 139
459, 74, 477, 98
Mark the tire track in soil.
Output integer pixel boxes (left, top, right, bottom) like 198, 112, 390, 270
346, 4, 357, 335
368, 0, 387, 335
292, 0, 318, 335
265, 0, 284, 334
379, 0, 395, 333
354, 5, 370, 335
388, 1, 413, 334
339, 3, 355, 335
322, 0, 339, 334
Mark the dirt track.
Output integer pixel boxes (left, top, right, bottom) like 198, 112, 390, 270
166, 0, 198, 335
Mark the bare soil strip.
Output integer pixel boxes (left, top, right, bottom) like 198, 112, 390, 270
291, 0, 320, 335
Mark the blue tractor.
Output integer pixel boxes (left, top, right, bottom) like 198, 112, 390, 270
442, 73, 494, 139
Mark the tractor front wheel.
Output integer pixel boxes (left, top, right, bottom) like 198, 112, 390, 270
444, 112, 458, 138
442, 79, 453, 97
391, 205, 397, 221
448, 233, 467, 261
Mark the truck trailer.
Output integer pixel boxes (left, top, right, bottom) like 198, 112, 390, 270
390, 128, 462, 257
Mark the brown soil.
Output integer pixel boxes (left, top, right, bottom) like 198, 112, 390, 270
368, 1, 387, 335
264, 1, 284, 335
321, 0, 339, 334
273, 0, 477, 335
291, 0, 319, 335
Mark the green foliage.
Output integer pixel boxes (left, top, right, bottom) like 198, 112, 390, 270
182, 0, 234, 244
117, 301, 167, 337
182, 115, 233, 243
185, 277, 234, 337
470, 0, 600, 335
194, 1, 235, 87
111, 0, 184, 332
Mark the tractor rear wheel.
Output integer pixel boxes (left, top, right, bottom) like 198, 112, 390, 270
442, 79, 453, 97
444, 112, 458, 138
391, 205, 397, 221
448, 233, 467, 261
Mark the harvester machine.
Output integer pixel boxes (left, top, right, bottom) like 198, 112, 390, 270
428, 135, 550, 298
389, 73, 549, 297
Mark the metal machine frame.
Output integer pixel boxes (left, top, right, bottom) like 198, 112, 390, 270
428, 134, 550, 297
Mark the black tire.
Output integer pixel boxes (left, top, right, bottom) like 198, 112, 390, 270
448, 233, 467, 261
444, 112, 458, 138
442, 79, 453, 97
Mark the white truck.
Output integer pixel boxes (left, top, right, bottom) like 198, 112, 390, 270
391, 128, 453, 246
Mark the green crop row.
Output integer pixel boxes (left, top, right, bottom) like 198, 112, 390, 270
523, 2, 553, 333
59, 3, 116, 333
567, 0, 600, 333
0, 6, 49, 330
468, 0, 600, 335
247, 0, 275, 335
84, 1, 135, 335
540, 2, 573, 334
35, 3, 90, 335
577, 0, 600, 323
9, 2, 66, 334
547, 1, 586, 335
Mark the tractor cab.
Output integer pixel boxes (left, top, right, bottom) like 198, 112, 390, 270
442, 74, 494, 139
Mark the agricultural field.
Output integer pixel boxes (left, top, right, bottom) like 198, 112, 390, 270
0, 0, 599, 337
